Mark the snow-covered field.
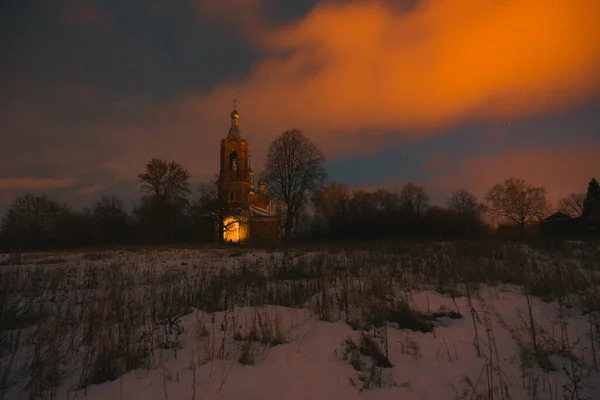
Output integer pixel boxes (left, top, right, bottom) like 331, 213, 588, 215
1, 242, 599, 399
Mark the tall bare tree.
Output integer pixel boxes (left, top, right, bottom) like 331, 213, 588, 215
265, 129, 327, 240
399, 182, 429, 215
87, 196, 129, 245
557, 193, 585, 218
195, 181, 218, 213
446, 188, 485, 237
138, 158, 191, 243
0, 193, 72, 251
372, 189, 401, 213
313, 182, 350, 221
485, 178, 548, 239
193, 180, 245, 243
447, 188, 484, 218
311, 182, 350, 237
138, 158, 191, 204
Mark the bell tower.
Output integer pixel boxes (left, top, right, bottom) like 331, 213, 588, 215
217, 105, 252, 208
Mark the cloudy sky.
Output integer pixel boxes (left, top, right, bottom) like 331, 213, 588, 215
2, 0, 599, 215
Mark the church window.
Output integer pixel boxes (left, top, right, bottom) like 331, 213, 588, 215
229, 151, 238, 171
229, 191, 235, 202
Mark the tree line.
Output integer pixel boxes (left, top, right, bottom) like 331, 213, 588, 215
1, 129, 598, 251
306, 177, 599, 241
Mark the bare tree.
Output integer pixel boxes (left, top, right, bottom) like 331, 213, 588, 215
485, 178, 548, 239
138, 158, 191, 243
399, 182, 429, 215
372, 189, 401, 213
193, 180, 246, 243
265, 129, 328, 240
196, 181, 219, 212
138, 158, 191, 204
194, 180, 221, 241
447, 188, 485, 237
88, 196, 129, 245
312, 182, 353, 237
313, 182, 350, 221
447, 188, 484, 218
0, 194, 72, 251
557, 193, 585, 218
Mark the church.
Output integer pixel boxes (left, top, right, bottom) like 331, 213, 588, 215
214, 107, 281, 244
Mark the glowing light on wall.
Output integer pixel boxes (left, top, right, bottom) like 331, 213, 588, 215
222, 216, 249, 243
223, 216, 240, 242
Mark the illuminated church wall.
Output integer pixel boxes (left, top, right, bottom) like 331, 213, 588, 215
215, 106, 280, 245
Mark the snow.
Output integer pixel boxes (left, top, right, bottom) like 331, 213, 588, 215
1, 244, 599, 399
68, 288, 597, 400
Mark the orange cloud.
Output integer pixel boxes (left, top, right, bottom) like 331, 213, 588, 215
9, 0, 597, 192
422, 144, 600, 208
0, 178, 77, 190
179, 0, 600, 157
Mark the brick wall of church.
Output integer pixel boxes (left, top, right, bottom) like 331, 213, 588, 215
250, 218, 280, 245
249, 193, 272, 210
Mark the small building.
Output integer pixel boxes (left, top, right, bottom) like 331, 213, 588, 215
540, 212, 577, 237
543, 211, 571, 224
215, 107, 281, 245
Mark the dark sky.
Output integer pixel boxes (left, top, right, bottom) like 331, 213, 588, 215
1, 0, 599, 215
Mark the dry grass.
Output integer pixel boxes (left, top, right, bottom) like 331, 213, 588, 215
0, 240, 599, 398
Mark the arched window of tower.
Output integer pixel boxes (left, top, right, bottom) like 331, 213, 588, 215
229, 151, 238, 171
